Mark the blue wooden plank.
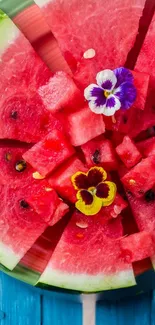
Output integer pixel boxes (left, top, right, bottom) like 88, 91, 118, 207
42, 295, 82, 325
97, 293, 152, 325
151, 291, 155, 325
0, 272, 41, 325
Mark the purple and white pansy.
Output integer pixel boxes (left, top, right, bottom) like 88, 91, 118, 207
84, 67, 137, 117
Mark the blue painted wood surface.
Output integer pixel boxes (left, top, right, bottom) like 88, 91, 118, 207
1, 272, 155, 325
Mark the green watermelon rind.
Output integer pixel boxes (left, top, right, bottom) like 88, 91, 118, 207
0, 263, 40, 286
37, 268, 136, 292
0, 9, 19, 55
0, 241, 22, 270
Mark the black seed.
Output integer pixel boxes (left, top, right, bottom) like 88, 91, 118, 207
126, 190, 133, 196
145, 189, 155, 202
92, 150, 101, 164
19, 200, 29, 209
10, 111, 18, 120
15, 160, 27, 172
5, 152, 12, 161
123, 115, 128, 124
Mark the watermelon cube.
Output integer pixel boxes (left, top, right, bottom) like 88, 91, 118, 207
81, 137, 118, 170
38, 211, 135, 292
34, 0, 146, 87
132, 71, 150, 110
23, 130, 75, 176
49, 156, 87, 203
38, 71, 83, 113
26, 181, 69, 226
136, 137, 155, 157
121, 156, 155, 197
66, 105, 105, 146
127, 190, 155, 232
101, 193, 128, 224
120, 232, 154, 263
116, 136, 142, 169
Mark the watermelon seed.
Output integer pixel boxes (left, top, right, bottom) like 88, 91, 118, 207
145, 189, 155, 202
83, 48, 96, 59
76, 221, 88, 229
129, 179, 136, 185
15, 160, 27, 172
10, 111, 18, 120
92, 150, 101, 164
45, 187, 52, 192
123, 116, 128, 124
5, 152, 12, 161
19, 200, 30, 209
33, 171, 45, 180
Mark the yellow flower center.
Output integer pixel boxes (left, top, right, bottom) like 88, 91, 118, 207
88, 186, 96, 195
104, 90, 111, 98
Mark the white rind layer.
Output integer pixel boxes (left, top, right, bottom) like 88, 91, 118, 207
0, 241, 22, 270
34, 0, 52, 7
0, 14, 20, 56
38, 267, 136, 292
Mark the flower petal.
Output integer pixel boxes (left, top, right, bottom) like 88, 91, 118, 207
84, 84, 99, 100
103, 95, 121, 116
71, 172, 89, 190
77, 190, 94, 205
96, 69, 117, 90
88, 99, 106, 114
96, 182, 109, 198
76, 191, 102, 216
88, 166, 107, 187
113, 67, 133, 88
96, 181, 117, 206
114, 82, 137, 109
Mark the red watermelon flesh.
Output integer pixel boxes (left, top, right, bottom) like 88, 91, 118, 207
0, 142, 33, 188
38, 211, 136, 291
121, 156, 155, 197
38, 71, 83, 113
81, 137, 118, 170
132, 71, 150, 110
26, 182, 69, 226
21, 212, 71, 273
65, 105, 105, 146
116, 136, 142, 169
49, 156, 87, 203
34, 0, 146, 85
136, 137, 155, 157
0, 185, 48, 270
23, 130, 75, 177
0, 11, 65, 143
120, 232, 154, 263
127, 190, 155, 232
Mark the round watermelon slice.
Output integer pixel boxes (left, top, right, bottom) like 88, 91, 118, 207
0, 4, 155, 297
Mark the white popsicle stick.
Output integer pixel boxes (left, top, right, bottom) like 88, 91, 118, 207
82, 294, 97, 325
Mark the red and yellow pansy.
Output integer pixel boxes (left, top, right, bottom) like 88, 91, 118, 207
71, 166, 117, 215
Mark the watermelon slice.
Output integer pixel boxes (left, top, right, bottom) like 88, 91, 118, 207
23, 130, 75, 176
116, 136, 142, 169
65, 105, 105, 146
0, 185, 48, 270
38, 71, 83, 113
0, 142, 33, 188
136, 137, 155, 157
0, 10, 64, 143
121, 156, 155, 197
37, 211, 136, 291
34, 0, 146, 87
81, 137, 118, 170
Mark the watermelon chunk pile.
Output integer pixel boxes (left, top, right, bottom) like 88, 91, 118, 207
1, 0, 155, 293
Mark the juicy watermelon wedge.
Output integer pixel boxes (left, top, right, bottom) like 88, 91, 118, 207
0, 10, 64, 143
37, 211, 136, 292
34, 0, 146, 87
116, 136, 142, 169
